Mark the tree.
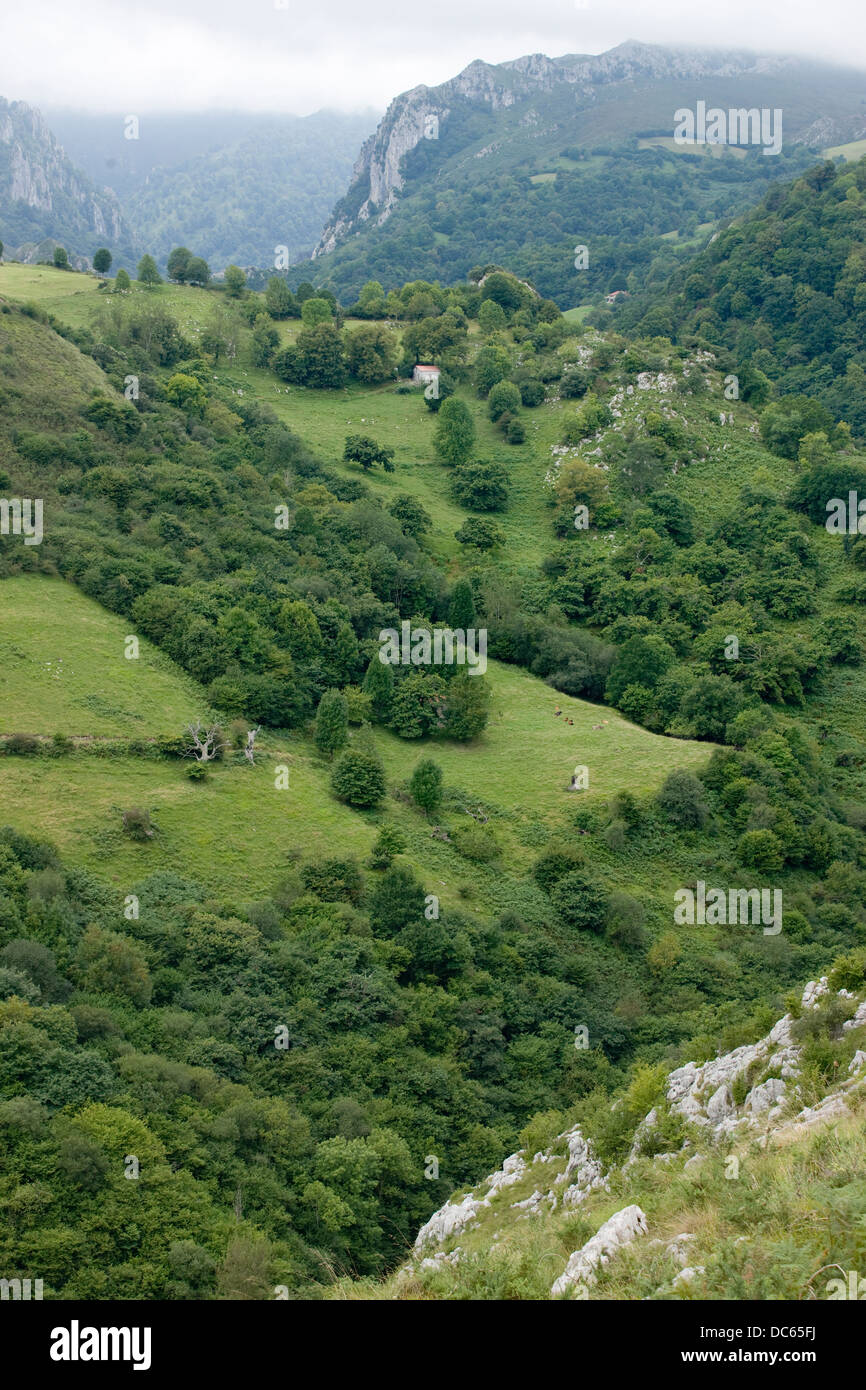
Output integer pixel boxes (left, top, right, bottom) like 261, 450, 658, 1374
224, 265, 246, 297
478, 298, 506, 333
488, 380, 522, 421
186, 257, 210, 287
114, 268, 131, 290
481, 271, 526, 312
606, 635, 675, 705
315, 689, 348, 757
362, 655, 395, 721
301, 297, 333, 327
433, 397, 475, 466
657, 769, 709, 829
331, 747, 386, 808
474, 345, 511, 396
93, 248, 112, 275
451, 461, 509, 512
279, 599, 322, 659
250, 314, 279, 367
344, 324, 397, 383
409, 758, 443, 817
282, 322, 345, 388
167, 247, 192, 283
448, 579, 476, 630
550, 870, 607, 932
454, 516, 504, 550
368, 824, 406, 869
368, 863, 426, 935
165, 373, 207, 415
443, 671, 490, 740
423, 369, 456, 413
53, 246, 69, 269
343, 435, 395, 472
265, 276, 296, 318
185, 723, 225, 762
358, 280, 386, 315
137, 254, 162, 286
388, 494, 432, 539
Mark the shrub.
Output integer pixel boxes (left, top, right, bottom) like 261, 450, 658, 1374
302, 857, 364, 902
550, 869, 607, 931
488, 380, 522, 421
657, 769, 709, 829
331, 748, 386, 808
122, 807, 154, 840
368, 824, 406, 870
409, 758, 444, 817
4, 733, 40, 756
737, 829, 784, 872
452, 823, 500, 862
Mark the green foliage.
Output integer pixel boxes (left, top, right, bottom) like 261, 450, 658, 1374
315, 689, 349, 758
409, 758, 443, 817
434, 397, 476, 466
331, 746, 386, 807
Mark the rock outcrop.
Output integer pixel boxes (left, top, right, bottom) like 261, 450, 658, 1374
0, 97, 127, 261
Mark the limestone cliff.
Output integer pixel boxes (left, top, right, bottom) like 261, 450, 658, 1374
312, 40, 826, 259
0, 98, 127, 263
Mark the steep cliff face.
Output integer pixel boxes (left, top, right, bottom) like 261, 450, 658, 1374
0, 98, 128, 262
312, 40, 822, 259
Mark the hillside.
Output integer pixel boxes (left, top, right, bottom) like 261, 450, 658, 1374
307, 41, 866, 303
618, 153, 866, 432
0, 98, 134, 267
3, 147, 866, 1301
338, 975, 866, 1300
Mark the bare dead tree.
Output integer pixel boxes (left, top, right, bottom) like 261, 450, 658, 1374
244, 727, 261, 765
185, 722, 225, 763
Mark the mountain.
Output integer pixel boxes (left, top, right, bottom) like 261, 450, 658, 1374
617, 154, 866, 432
0, 98, 133, 266
45, 107, 379, 272
308, 41, 866, 303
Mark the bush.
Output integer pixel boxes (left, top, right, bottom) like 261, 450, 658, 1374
4, 733, 40, 756
452, 823, 500, 862
488, 380, 522, 421
122, 806, 154, 840
550, 869, 607, 931
331, 748, 386, 808
657, 769, 709, 829
451, 461, 509, 512
368, 824, 406, 870
519, 379, 546, 407
560, 368, 590, 399
737, 829, 784, 872
302, 857, 364, 902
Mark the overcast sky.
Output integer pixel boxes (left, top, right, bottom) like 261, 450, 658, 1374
3, 0, 865, 115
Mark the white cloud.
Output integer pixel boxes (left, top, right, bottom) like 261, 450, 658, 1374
1, 0, 864, 113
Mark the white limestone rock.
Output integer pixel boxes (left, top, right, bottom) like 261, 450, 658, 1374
550, 1205, 648, 1298
744, 1077, 786, 1114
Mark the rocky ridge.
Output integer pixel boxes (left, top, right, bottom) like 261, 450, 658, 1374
404, 979, 866, 1298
